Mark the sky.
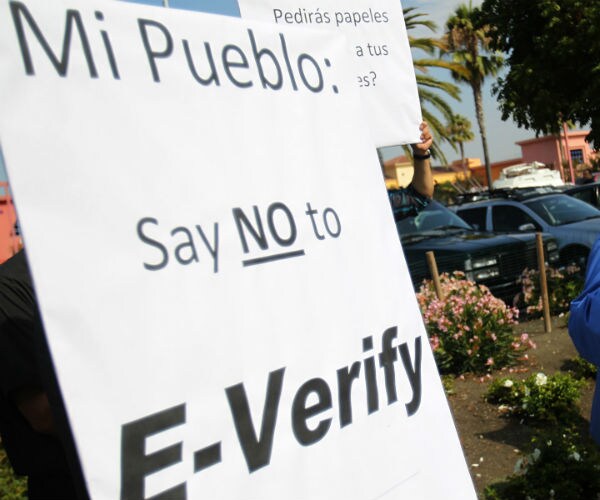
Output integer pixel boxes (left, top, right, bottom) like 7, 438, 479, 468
0, 0, 539, 181
387, 0, 534, 164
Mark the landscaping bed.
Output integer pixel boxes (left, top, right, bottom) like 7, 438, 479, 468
449, 316, 596, 498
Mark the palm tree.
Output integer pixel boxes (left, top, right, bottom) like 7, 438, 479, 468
404, 7, 467, 163
446, 114, 475, 171
443, 2, 503, 187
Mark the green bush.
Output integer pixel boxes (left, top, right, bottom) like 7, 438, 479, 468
563, 356, 597, 380
484, 429, 600, 500
0, 443, 26, 500
416, 272, 530, 374
441, 374, 455, 395
517, 265, 584, 318
485, 372, 584, 424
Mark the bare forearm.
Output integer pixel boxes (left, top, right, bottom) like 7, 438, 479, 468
410, 122, 434, 198
411, 157, 434, 198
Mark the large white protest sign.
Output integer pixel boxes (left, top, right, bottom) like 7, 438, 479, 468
237, 0, 422, 147
0, 0, 474, 498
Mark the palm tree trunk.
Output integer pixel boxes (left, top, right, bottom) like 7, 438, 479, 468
472, 84, 492, 188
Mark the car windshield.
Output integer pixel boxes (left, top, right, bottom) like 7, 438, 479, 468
525, 194, 600, 226
396, 200, 472, 235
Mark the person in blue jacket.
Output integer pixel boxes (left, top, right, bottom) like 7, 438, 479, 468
569, 236, 600, 444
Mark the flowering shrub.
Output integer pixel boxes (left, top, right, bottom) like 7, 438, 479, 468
517, 265, 584, 317
416, 272, 529, 374
484, 429, 600, 500
485, 372, 584, 424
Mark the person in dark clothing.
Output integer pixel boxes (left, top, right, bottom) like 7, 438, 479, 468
0, 250, 78, 499
576, 168, 595, 185
387, 121, 434, 221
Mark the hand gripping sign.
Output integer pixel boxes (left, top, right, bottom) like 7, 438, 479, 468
0, 1, 474, 499
237, 0, 422, 147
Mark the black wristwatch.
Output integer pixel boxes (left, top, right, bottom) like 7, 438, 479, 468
413, 149, 431, 160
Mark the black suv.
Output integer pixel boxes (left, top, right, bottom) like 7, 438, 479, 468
396, 200, 559, 304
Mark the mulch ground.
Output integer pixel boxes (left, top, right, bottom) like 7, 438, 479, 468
448, 315, 595, 498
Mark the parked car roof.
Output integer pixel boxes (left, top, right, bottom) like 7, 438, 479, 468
453, 186, 564, 205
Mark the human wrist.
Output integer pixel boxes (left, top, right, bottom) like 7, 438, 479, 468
413, 149, 431, 160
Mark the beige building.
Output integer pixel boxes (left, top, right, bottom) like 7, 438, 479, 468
384, 155, 474, 189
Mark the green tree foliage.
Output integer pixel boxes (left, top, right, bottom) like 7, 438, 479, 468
480, 0, 600, 146
443, 2, 504, 186
446, 113, 475, 170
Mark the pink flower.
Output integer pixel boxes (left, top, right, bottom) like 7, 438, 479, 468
486, 357, 495, 366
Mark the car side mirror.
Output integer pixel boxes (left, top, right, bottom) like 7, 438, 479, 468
518, 223, 536, 232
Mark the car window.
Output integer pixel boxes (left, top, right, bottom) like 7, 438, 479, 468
456, 207, 486, 230
396, 201, 472, 234
491, 205, 539, 232
525, 194, 600, 225
571, 190, 593, 204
